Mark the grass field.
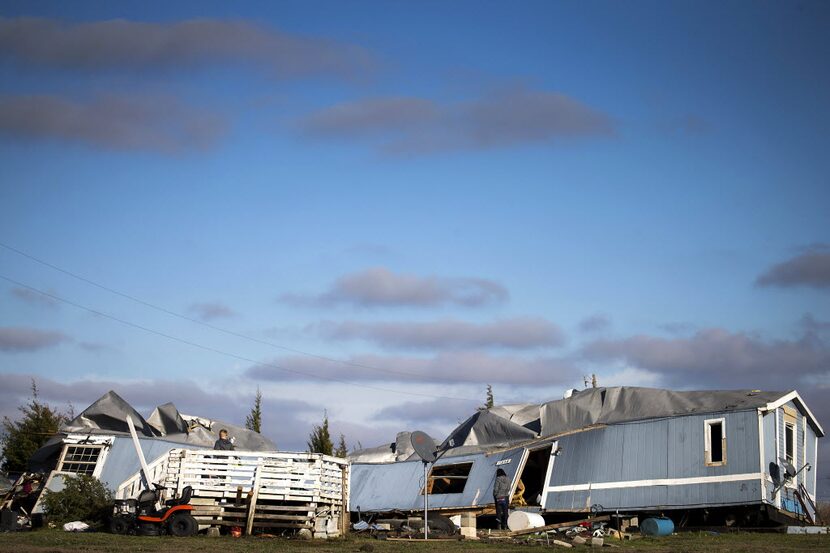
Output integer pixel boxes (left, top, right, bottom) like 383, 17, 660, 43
0, 529, 828, 553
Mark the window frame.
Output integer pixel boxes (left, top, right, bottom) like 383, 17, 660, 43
56, 435, 113, 478
425, 462, 474, 495
704, 417, 727, 467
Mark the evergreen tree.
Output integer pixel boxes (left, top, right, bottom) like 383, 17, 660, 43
485, 384, 494, 409
1, 380, 65, 473
245, 387, 263, 433
334, 433, 348, 458
307, 411, 333, 455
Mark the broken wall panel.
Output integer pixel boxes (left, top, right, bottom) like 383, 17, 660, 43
350, 447, 526, 513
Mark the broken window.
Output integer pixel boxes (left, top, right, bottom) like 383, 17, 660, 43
427, 462, 473, 494
59, 445, 103, 475
704, 418, 726, 466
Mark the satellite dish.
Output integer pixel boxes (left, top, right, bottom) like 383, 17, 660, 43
411, 431, 437, 463
783, 460, 797, 479
769, 462, 781, 485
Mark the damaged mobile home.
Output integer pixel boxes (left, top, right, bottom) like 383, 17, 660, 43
349, 386, 823, 527
25, 391, 349, 537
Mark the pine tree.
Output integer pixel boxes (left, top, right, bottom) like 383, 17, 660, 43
485, 384, 494, 409
245, 387, 263, 433
1, 380, 65, 473
334, 433, 348, 458
307, 411, 333, 455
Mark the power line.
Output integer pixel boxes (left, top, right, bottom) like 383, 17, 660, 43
0, 273, 479, 403
0, 241, 435, 381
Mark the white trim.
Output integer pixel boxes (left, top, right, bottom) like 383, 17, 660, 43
757, 410, 765, 503
763, 391, 824, 437
774, 408, 781, 508
545, 472, 763, 493
704, 417, 727, 466
814, 436, 819, 495
510, 448, 530, 501
801, 415, 807, 487
783, 417, 798, 490
64, 434, 114, 446
540, 441, 557, 510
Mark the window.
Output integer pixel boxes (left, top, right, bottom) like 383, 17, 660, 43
426, 462, 473, 494
784, 423, 794, 465
783, 406, 796, 468
59, 445, 103, 475
704, 418, 727, 466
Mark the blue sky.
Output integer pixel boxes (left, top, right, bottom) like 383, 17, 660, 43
0, 1, 828, 497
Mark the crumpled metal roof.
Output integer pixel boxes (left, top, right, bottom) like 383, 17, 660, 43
59, 390, 276, 451
349, 431, 431, 464
539, 387, 784, 437
440, 409, 537, 450
355, 387, 790, 462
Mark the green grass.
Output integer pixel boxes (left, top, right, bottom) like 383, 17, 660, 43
0, 529, 827, 552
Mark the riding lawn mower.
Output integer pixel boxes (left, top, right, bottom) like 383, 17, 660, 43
110, 483, 198, 537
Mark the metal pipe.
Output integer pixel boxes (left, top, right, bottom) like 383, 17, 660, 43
126, 416, 152, 489
423, 461, 429, 540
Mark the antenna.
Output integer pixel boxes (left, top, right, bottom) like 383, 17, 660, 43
410, 431, 438, 540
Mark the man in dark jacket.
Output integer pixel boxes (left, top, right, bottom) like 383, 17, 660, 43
493, 468, 510, 530
213, 429, 235, 450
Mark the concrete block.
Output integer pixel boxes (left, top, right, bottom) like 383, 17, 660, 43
206, 527, 220, 537
460, 527, 478, 540
460, 513, 477, 527
786, 526, 828, 534
572, 535, 587, 545
590, 537, 604, 547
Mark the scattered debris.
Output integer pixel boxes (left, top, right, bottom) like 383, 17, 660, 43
62, 521, 90, 532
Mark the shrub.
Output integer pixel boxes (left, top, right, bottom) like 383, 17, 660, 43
41, 474, 112, 526
817, 501, 830, 525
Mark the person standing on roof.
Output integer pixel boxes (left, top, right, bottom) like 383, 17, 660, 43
213, 429, 235, 450
493, 468, 510, 530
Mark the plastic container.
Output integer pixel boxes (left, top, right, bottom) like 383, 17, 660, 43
507, 511, 546, 532
640, 517, 674, 536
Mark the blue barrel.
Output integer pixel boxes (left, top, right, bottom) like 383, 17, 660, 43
640, 517, 674, 536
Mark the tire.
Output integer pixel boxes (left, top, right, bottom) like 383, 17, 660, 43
110, 516, 132, 535
168, 512, 198, 537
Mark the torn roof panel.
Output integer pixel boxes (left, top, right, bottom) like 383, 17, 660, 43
147, 402, 188, 436
441, 409, 537, 450
62, 390, 158, 436
57, 390, 276, 451
539, 387, 784, 437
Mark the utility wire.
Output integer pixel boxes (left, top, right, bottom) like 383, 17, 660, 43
0, 273, 479, 403
0, 241, 435, 381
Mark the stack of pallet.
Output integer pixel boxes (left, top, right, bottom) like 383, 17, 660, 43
158, 448, 349, 538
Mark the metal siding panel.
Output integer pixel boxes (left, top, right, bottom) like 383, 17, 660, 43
804, 424, 816, 495
98, 437, 187, 491
620, 420, 668, 481
585, 479, 761, 510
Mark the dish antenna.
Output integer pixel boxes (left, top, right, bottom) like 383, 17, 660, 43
410, 431, 439, 540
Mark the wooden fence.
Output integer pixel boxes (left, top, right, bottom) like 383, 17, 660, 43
120, 448, 349, 538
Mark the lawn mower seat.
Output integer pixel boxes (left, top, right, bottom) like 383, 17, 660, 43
165, 486, 193, 507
